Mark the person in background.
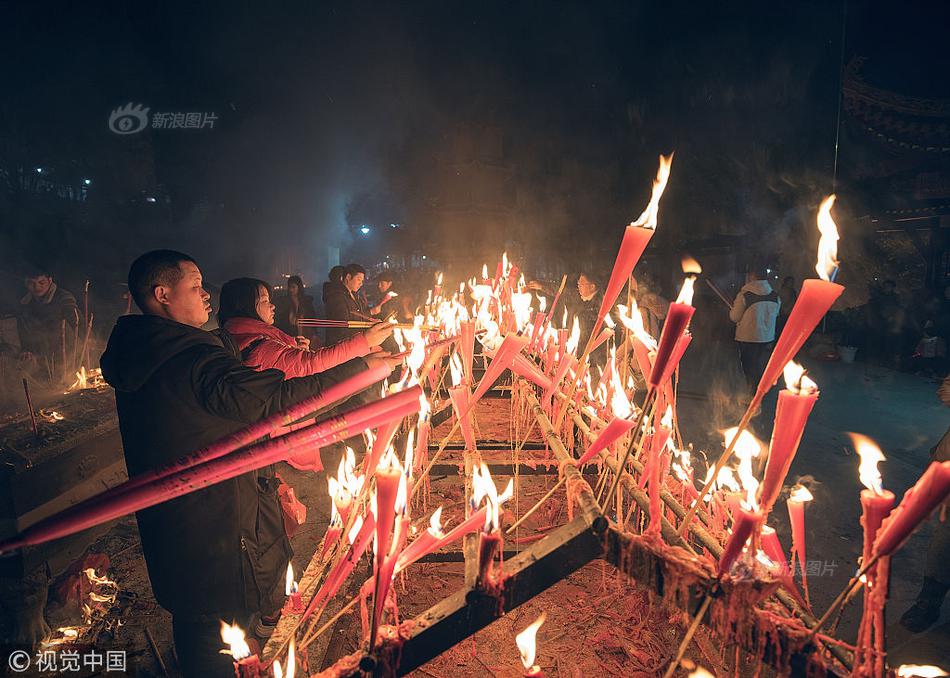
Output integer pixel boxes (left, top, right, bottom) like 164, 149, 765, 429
899, 375, 950, 632
729, 265, 780, 396
100, 250, 383, 677
370, 272, 398, 320
324, 263, 370, 345
219, 277, 393, 378
631, 274, 668, 339
274, 275, 317, 339
16, 265, 79, 375
777, 275, 798, 335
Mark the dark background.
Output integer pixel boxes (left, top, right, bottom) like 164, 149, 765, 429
3, 0, 949, 303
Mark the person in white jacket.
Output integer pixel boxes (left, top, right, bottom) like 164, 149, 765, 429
729, 267, 780, 395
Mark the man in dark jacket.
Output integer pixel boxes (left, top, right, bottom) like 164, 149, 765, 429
324, 263, 370, 345
100, 250, 384, 677
16, 265, 79, 373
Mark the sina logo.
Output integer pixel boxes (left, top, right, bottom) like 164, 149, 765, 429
109, 103, 150, 135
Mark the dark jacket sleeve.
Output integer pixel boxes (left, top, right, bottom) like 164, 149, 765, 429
324, 288, 351, 322
190, 345, 368, 424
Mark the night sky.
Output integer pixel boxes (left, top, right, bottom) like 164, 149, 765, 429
5, 0, 950, 287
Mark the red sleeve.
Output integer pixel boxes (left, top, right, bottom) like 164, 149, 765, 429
246, 334, 371, 379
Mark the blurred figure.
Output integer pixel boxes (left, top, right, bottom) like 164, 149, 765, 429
868, 280, 905, 369
16, 265, 79, 375
777, 275, 798, 335
274, 275, 317, 339
631, 274, 668, 339
729, 265, 780, 396
899, 375, 950, 632
324, 264, 369, 345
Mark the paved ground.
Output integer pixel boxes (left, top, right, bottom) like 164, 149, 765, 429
679, 339, 950, 668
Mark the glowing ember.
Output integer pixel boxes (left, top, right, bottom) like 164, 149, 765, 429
629, 153, 674, 230
849, 433, 886, 495
782, 360, 818, 395
40, 409, 65, 422
815, 194, 840, 282
219, 621, 251, 660
515, 612, 546, 672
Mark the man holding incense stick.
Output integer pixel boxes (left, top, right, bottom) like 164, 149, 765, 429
100, 250, 391, 677
324, 263, 371, 345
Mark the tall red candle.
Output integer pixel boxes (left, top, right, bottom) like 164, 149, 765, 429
873, 461, 950, 558
760, 526, 807, 608
472, 334, 529, 403
592, 227, 657, 344
786, 485, 812, 593
648, 303, 694, 389
755, 279, 843, 400
759, 365, 819, 515
576, 416, 635, 466
528, 312, 547, 352
510, 353, 554, 391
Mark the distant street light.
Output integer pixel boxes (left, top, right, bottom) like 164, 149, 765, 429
35, 168, 43, 174
83, 179, 92, 186
360, 225, 371, 235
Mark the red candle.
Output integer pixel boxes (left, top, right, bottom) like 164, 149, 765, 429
591, 225, 658, 343
434, 506, 488, 552
510, 353, 554, 391
282, 563, 305, 615
448, 385, 476, 451
648, 303, 694, 389
718, 507, 764, 576
528, 312, 547, 352
236, 655, 261, 678
304, 512, 376, 619
548, 354, 578, 397
576, 416, 635, 466
0, 390, 421, 555
755, 279, 843, 400
631, 336, 655, 383
374, 463, 402, 573
786, 486, 812, 591
761, 526, 807, 609
873, 461, 950, 558
413, 419, 430, 476
589, 326, 614, 355
647, 427, 672, 535
459, 320, 476, 385
759, 366, 819, 515
363, 419, 401, 475
394, 508, 444, 573
472, 334, 529, 403
374, 513, 409, 632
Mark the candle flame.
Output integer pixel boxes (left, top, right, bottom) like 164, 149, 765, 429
428, 506, 445, 537
285, 562, 297, 596
849, 433, 886, 495
724, 427, 762, 509
617, 302, 658, 351
681, 255, 702, 275
629, 153, 674, 231
687, 669, 716, 678
348, 515, 364, 545
789, 484, 814, 503
273, 636, 296, 678
515, 612, 546, 671
566, 316, 580, 355
815, 194, 840, 282
538, 295, 547, 313
449, 352, 464, 387
896, 666, 948, 677
603, 311, 616, 329
660, 404, 674, 429
219, 621, 251, 660
782, 360, 818, 395
472, 463, 512, 531
675, 276, 696, 306
610, 355, 633, 419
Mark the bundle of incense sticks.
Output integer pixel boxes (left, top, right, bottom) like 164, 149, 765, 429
295, 318, 436, 330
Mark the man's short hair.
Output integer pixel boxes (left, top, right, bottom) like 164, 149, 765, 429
22, 263, 52, 279
345, 263, 366, 278
328, 265, 346, 283
376, 272, 394, 284
128, 250, 197, 312
747, 265, 770, 281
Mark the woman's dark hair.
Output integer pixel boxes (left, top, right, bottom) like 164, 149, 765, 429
287, 275, 305, 293
328, 266, 346, 283
218, 277, 272, 325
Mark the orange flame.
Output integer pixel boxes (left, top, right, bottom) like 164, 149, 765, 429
428, 506, 445, 537
815, 194, 840, 282
515, 612, 547, 671
896, 666, 949, 677
629, 153, 674, 231
782, 361, 818, 395
219, 621, 251, 660
849, 433, 885, 495
723, 427, 763, 510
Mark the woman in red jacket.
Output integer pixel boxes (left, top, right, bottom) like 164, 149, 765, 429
218, 278, 393, 377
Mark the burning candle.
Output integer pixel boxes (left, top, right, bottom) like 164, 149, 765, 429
471, 334, 529, 403
515, 612, 547, 677
649, 266, 698, 390
395, 507, 444, 573
718, 506, 765, 576
220, 622, 260, 677
873, 459, 950, 559
282, 563, 304, 615
647, 411, 673, 535
755, 196, 843, 400
759, 362, 819, 515
589, 154, 673, 345
760, 525, 807, 609
373, 478, 409, 638
374, 452, 403, 579
786, 484, 813, 603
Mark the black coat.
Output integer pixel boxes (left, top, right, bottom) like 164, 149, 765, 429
273, 291, 317, 337
100, 314, 367, 617
323, 281, 369, 345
